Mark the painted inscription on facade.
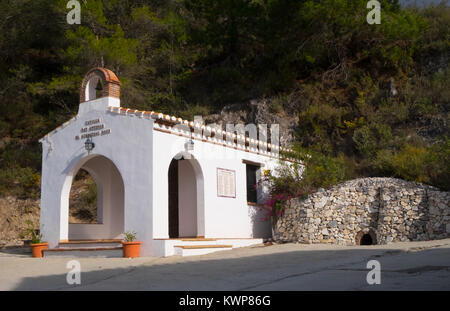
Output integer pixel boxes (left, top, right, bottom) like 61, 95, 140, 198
75, 118, 112, 140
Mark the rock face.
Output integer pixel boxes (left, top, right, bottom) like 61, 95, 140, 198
205, 99, 299, 146
273, 178, 450, 245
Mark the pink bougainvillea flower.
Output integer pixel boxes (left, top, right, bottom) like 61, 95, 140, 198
265, 197, 275, 208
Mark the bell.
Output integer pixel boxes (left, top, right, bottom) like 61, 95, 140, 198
95, 79, 103, 91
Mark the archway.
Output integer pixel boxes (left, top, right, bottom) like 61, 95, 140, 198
85, 75, 102, 102
63, 155, 124, 240
168, 153, 204, 238
69, 169, 99, 224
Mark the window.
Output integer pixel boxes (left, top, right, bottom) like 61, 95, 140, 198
246, 164, 258, 203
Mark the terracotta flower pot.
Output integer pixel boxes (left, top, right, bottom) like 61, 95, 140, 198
30, 243, 48, 258
122, 241, 142, 258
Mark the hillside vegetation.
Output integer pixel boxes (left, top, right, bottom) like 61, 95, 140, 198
0, 0, 449, 202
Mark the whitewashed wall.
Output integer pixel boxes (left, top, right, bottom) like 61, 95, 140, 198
41, 96, 283, 257
40, 97, 155, 255
151, 128, 278, 242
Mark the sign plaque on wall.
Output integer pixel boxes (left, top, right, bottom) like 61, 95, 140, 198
217, 168, 236, 198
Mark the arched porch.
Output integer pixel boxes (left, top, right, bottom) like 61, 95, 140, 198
61, 154, 124, 240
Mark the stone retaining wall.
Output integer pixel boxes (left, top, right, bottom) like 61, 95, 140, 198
273, 178, 450, 245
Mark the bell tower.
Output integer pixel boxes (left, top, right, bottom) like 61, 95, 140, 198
78, 67, 121, 115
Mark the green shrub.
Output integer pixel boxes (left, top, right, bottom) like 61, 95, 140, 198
299, 149, 349, 190
25, 173, 41, 190
374, 139, 450, 190
426, 139, 450, 191
178, 104, 211, 121
353, 123, 392, 158
85, 178, 98, 206
123, 231, 137, 242
259, 145, 350, 224
257, 162, 304, 224
69, 170, 98, 223
23, 220, 45, 244
0, 120, 9, 137
269, 95, 286, 114
0, 166, 40, 198
375, 144, 429, 183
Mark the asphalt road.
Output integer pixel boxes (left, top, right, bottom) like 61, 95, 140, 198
1, 239, 449, 290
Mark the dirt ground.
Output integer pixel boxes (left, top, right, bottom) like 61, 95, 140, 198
0, 196, 40, 246
0, 176, 96, 247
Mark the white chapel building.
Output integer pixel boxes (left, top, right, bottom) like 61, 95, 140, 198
39, 68, 295, 257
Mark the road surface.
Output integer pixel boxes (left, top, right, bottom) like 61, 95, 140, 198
0, 239, 449, 290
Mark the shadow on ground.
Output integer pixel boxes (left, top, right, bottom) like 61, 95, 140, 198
6, 244, 450, 291
0, 245, 31, 256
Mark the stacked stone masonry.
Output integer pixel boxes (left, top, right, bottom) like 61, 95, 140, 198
273, 178, 450, 245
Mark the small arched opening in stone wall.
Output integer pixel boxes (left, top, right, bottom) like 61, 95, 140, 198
360, 234, 373, 245
355, 230, 377, 245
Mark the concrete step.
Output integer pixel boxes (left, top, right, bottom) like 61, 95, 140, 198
163, 238, 263, 247
216, 239, 264, 248
43, 246, 123, 258
174, 240, 220, 246
174, 244, 233, 257
179, 238, 217, 241
154, 238, 264, 256
58, 239, 123, 249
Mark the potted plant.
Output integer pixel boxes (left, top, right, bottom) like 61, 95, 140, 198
122, 231, 141, 258
25, 222, 48, 258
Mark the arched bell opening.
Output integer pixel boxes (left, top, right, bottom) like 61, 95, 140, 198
79, 67, 121, 103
